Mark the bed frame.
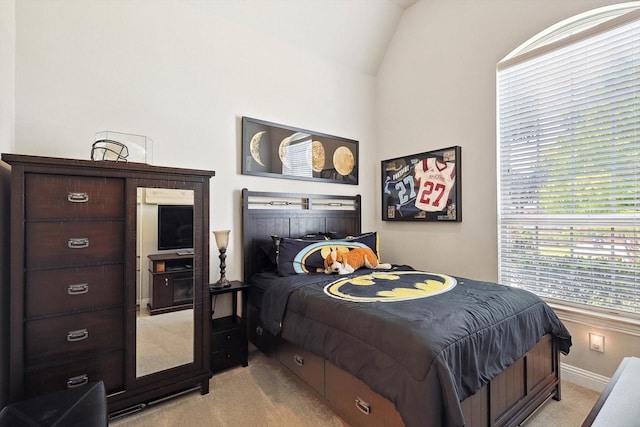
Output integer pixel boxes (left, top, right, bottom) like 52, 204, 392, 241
241, 188, 561, 427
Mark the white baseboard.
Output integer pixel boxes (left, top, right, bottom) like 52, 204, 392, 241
561, 362, 609, 393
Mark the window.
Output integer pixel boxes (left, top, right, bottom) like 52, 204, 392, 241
497, 7, 639, 316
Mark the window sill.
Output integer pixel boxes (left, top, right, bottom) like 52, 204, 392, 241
547, 301, 640, 337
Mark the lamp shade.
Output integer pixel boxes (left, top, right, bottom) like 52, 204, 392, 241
213, 230, 230, 250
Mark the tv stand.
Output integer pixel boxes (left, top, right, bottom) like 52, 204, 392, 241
148, 253, 194, 315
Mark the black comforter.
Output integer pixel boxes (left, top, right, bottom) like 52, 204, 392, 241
257, 266, 571, 427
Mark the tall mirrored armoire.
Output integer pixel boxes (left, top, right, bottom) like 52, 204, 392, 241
2, 153, 214, 417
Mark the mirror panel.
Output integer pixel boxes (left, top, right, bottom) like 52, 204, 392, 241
136, 187, 195, 377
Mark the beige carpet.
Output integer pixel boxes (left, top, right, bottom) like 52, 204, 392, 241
525, 380, 600, 426
136, 309, 194, 377
111, 351, 600, 426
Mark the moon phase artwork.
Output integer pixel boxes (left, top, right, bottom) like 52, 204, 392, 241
242, 116, 358, 185
249, 131, 266, 166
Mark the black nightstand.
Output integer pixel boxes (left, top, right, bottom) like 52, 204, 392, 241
209, 280, 251, 374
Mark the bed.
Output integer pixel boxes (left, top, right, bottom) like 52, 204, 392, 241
241, 189, 571, 427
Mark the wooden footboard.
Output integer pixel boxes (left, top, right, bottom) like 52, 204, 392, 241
249, 304, 560, 427
460, 334, 560, 427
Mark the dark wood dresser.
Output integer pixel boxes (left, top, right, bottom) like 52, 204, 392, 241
21, 170, 126, 398
2, 153, 214, 417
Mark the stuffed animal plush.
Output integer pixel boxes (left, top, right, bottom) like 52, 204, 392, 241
323, 247, 392, 275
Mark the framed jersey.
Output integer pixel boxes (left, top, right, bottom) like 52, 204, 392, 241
381, 146, 461, 222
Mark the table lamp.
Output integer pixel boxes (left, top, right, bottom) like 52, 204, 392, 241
211, 230, 231, 289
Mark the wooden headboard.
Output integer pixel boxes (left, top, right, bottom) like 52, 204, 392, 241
241, 188, 361, 282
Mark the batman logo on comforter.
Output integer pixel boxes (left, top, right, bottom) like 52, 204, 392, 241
324, 271, 457, 302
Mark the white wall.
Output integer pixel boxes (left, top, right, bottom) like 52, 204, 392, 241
13, 0, 382, 282
376, 0, 636, 383
0, 0, 15, 154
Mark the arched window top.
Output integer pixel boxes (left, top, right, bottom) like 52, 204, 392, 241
496, 3, 640, 316
501, 2, 640, 65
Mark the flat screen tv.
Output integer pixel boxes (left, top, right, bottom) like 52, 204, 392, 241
157, 204, 194, 251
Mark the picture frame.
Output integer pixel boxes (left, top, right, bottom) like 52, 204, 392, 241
241, 117, 358, 185
381, 146, 461, 222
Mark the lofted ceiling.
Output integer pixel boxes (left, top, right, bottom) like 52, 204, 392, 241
216, 0, 420, 76
389, 0, 419, 9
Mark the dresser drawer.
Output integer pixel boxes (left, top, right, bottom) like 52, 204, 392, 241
325, 361, 403, 427
278, 342, 325, 396
25, 174, 124, 220
211, 347, 248, 373
24, 350, 124, 398
247, 303, 277, 356
26, 264, 124, 318
25, 308, 123, 364
212, 327, 244, 350
26, 221, 123, 269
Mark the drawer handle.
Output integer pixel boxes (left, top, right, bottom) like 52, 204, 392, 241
256, 326, 263, 336
67, 283, 89, 295
293, 354, 304, 366
355, 396, 371, 415
67, 328, 89, 342
67, 374, 89, 388
68, 238, 89, 249
67, 192, 90, 203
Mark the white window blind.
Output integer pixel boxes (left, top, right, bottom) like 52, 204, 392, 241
281, 132, 313, 178
497, 11, 639, 315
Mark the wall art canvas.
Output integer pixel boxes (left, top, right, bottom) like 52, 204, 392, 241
381, 146, 461, 222
242, 117, 358, 185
